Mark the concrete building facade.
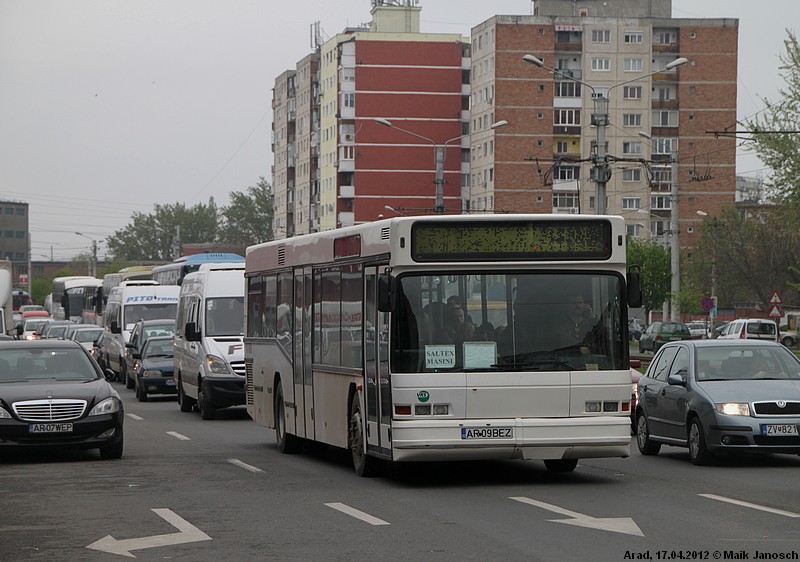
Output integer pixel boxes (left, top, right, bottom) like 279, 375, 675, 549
0, 199, 29, 288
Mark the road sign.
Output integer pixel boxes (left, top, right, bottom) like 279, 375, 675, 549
19, 275, 28, 284
770, 291, 782, 305
769, 304, 782, 318
700, 297, 714, 312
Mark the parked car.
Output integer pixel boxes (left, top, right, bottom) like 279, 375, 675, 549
686, 321, 710, 339
638, 321, 692, 353
718, 318, 778, 343
711, 321, 729, 339
90, 331, 109, 371
779, 329, 798, 348
122, 319, 176, 389
635, 339, 800, 465
19, 319, 48, 341
0, 340, 124, 459
69, 326, 105, 351
131, 336, 177, 402
628, 319, 646, 341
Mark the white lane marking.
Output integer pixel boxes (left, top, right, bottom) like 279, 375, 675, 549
126, 413, 143, 421
87, 508, 211, 557
700, 494, 800, 518
166, 431, 191, 441
227, 458, 263, 473
324, 503, 390, 526
510, 496, 644, 537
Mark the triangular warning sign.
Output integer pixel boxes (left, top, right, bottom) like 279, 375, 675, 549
770, 291, 782, 304
769, 304, 782, 318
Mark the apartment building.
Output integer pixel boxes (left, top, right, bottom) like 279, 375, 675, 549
470, 0, 738, 245
271, 0, 470, 239
0, 199, 29, 288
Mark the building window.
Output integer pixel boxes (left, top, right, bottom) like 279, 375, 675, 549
624, 32, 644, 44
537, 113, 544, 120
623, 86, 642, 99
4, 231, 12, 238
652, 220, 668, 236
622, 169, 642, 181
554, 165, 579, 181
591, 29, 610, 43
3, 208, 12, 215
15, 231, 24, 239
591, 58, 610, 71
652, 110, 679, 127
342, 93, 354, 107
653, 30, 677, 45
622, 142, 642, 155
624, 58, 643, 72
556, 141, 568, 153
627, 224, 643, 237
538, 84, 545, 92
555, 81, 581, 97
688, 226, 694, 234
651, 195, 671, 210
653, 137, 678, 155
622, 197, 641, 210
623, 113, 642, 127
554, 109, 581, 126
553, 192, 579, 209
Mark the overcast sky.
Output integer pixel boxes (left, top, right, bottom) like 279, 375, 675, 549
0, 0, 796, 262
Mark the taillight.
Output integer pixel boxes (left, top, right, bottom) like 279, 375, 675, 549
656, 335, 663, 341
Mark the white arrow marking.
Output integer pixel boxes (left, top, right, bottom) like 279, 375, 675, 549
227, 458, 263, 473
700, 494, 800, 518
325, 503, 390, 526
510, 496, 644, 537
86, 508, 211, 557
126, 414, 143, 421
166, 431, 190, 441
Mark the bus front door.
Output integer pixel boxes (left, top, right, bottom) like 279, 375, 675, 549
365, 267, 391, 457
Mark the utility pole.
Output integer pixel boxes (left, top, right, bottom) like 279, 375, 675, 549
590, 94, 610, 215
670, 149, 680, 321
91, 240, 98, 278
433, 145, 446, 215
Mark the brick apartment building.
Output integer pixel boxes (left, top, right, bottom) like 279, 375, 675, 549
271, 0, 738, 247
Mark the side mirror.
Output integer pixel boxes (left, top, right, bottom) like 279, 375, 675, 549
668, 372, 687, 386
627, 268, 643, 309
110, 321, 121, 334
104, 368, 116, 381
377, 273, 396, 313
125, 342, 136, 349
185, 322, 201, 342
131, 353, 141, 360
16, 325, 23, 336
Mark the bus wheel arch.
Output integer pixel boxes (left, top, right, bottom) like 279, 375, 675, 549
274, 376, 301, 453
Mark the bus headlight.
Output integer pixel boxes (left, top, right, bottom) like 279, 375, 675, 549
206, 354, 230, 374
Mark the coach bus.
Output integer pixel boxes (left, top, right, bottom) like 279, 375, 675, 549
52, 276, 102, 322
152, 253, 244, 286
244, 214, 642, 476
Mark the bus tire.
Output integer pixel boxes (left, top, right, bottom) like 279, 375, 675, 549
275, 381, 301, 453
349, 392, 378, 477
177, 375, 195, 413
543, 459, 578, 473
198, 382, 216, 420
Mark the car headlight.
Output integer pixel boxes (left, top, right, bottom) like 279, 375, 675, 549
143, 370, 163, 378
715, 402, 750, 416
89, 397, 121, 416
206, 354, 230, 374
0, 407, 11, 419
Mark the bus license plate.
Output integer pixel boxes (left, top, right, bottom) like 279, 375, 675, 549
29, 423, 73, 433
461, 427, 513, 439
762, 424, 798, 436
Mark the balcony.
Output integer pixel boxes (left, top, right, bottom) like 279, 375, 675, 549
338, 212, 355, 228
651, 99, 679, 110
552, 125, 581, 136
339, 185, 354, 199
555, 68, 582, 80
554, 41, 582, 52
338, 159, 354, 173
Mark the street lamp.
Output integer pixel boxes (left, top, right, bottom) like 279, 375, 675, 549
697, 210, 718, 331
75, 232, 98, 277
522, 54, 688, 215
375, 118, 509, 214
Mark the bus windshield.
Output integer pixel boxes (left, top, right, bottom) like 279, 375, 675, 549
392, 272, 625, 373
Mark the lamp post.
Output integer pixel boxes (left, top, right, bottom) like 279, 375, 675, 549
697, 210, 717, 332
75, 232, 97, 277
375, 118, 508, 214
522, 54, 688, 216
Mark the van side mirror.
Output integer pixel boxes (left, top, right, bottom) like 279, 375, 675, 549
627, 269, 643, 309
16, 324, 23, 336
110, 321, 121, 334
185, 322, 201, 342
377, 273, 396, 313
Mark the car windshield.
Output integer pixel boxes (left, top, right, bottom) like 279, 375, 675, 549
0, 348, 99, 382
143, 340, 174, 358
73, 329, 103, 343
46, 326, 68, 338
391, 272, 626, 373
696, 346, 800, 381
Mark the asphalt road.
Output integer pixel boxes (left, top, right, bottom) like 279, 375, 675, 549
3, 380, 800, 561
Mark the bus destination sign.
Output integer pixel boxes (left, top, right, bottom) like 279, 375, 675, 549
411, 220, 612, 261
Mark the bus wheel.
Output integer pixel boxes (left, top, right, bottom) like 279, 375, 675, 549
349, 393, 378, 477
274, 381, 301, 453
177, 375, 195, 413
543, 459, 578, 473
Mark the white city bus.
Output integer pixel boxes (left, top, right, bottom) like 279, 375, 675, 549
245, 214, 642, 476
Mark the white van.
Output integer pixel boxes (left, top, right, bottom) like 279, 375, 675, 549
102, 280, 180, 381
718, 318, 779, 342
173, 263, 245, 420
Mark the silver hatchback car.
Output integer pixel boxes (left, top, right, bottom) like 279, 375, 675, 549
635, 340, 800, 465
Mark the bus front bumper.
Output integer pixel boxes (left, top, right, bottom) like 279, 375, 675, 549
390, 416, 630, 462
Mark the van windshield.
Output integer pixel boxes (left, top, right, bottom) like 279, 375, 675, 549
205, 297, 244, 336
124, 303, 178, 327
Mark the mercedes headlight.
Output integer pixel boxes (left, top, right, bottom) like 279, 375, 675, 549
89, 397, 121, 416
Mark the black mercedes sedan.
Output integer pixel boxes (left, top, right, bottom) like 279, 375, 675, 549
0, 340, 124, 459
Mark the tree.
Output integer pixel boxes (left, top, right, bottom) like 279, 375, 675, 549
218, 177, 274, 246
627, 237, 671, 319
106, 199, 220, 261
745, 30, 800, 205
